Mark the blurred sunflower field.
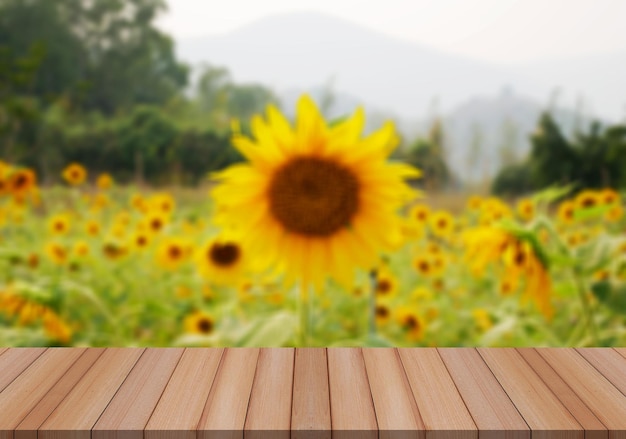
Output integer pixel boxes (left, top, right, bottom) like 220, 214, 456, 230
1, 99, 626, 347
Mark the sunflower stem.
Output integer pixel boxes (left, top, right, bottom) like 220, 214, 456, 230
299, 282, 312, 346
369, 269, 377, 339
573, 267, 599, 345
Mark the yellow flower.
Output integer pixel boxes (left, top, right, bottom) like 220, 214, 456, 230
73, 241, 90, 257
599, 188, 620, 205
156, 237, 191, 270
429, 211, 454, 238
411, 286, 433, 302
466, 195, 483, 211
44, 242, 68, 265
42, 311, 72, 343
210, 96, 420, 290
62, 163, 87, 186
184, 310, 215, 335
85, 220, 101, 236
8, 168, 37, 198
413, 255, 434, 277
557, 200, 576, 224
130, 231, 151, 250
149, 193, 176, 216
472, 308, 492, 331
575, 190, 599, 210
48, 214, 71, 235
375, 303, 391, 326
374, 270, 398, 299
605, 205, 623, 223
144, 212, 168, 234
102, 241, 128, 260
516, 199, 534, 222
196, 238, 247, 285
409, 204, 430, 224
96, 173, 114, 190
396, 306, 425, 341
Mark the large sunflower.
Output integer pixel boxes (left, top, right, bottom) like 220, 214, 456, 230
211, 96, 420, 289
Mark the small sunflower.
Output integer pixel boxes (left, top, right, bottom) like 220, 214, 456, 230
96, 173, 114, 190
184, 310, 215, 335
131, 232, 151, 250
429, 211, 454, 238
605, 205, 623, 223
8, 169, 37, 197
599, 188, 620, 205
48, 215, 71, 235
85, 220, 101, 237
409, 204, 430, 224
144, 212, 167, 234
73, 241, 90, 258
516, 199, 534, 222
62, 163, 87, 186
575, 190, 599, 210
373, 270, 398, 299
196, 238, 247, 285
45, 242, 68, 265
156, 238, 191, 270
466, 195, 483, 211
396, 306, 425, 341
413, 255, 433, 277
375, 303, 391, 326
211, 96, 419, 290
557, 200, 576, 224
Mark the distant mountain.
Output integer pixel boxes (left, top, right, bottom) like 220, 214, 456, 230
176, 12, 545, 119
175, 12, 622, 182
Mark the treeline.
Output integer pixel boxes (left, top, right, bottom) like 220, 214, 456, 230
492, 114, 626, 196
0, 0, 276, 184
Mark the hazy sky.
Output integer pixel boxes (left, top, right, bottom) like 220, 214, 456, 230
157, 0, 626, 64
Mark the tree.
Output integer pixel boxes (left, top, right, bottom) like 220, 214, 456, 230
0, 0, 189, 114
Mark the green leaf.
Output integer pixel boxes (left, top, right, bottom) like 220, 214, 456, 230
238, 311, 298, 347
591, 281, 626, 312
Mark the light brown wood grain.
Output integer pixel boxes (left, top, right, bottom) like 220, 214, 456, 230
327, 348, 377, 439
0, 349, 85, 439
439, 348, 529, 439
14, 349, 104, 439
291, 348, 331, 439
0, 348, 8, 357
93, 348, 184, 439
478, 348, 582, 439
144, 348, 223, 439
518, 348, 607, 439
398, 348, 477, 439
538, 349, 626, 438
578, 348, 626, 397
0, 348, 46, 392
197, 348, 260, 439
244, 348, 293, 439
39, 348, 144, 439
362, 348, 424, 439
615, 348, 626, 361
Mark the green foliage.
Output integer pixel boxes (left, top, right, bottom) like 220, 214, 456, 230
403, 120, 452, 190
491, 163, 533, 197
493, 112, 626, 196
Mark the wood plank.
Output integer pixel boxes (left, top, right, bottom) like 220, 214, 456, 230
399, 348, 477, 439
536, 349, 626, 438
327, 348, 377, 439
0, 349, 85, 439
615, 348, 626, 361
291, 348, 331, 439
578, 348, 626, 397
478, 348, 582, 439
92, 348, 184, 439
439, 348, 530, 439
39, 348, 144, 439
518, 348, 607, 439
244, 348, 293, 439
14, 349, 105, 439
362, 348, 424, 439
0, 348, 46, 392
145, 348, 223, 439
0, 348, 7, 357
197, 348, 260, 439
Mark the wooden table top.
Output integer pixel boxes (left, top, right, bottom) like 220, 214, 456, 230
0, 348, 625, 439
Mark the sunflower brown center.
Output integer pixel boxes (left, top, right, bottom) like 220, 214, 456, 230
376, 279, 392, 295
197, 317, 213, 334
168, 246, 182, 259
404, 315, 420, 331
375, 305, 390, 318
209, 243, 240, 267
268, 157, 359, 237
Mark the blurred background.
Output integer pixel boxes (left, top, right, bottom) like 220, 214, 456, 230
2, 0, 626, 197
